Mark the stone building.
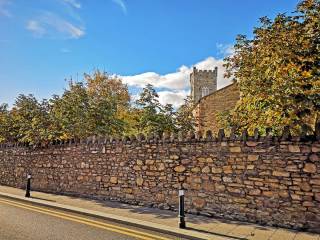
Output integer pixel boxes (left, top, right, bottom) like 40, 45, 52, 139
191, 67, 240, 134
190, 66, 218, 103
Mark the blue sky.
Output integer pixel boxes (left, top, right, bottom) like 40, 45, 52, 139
0, 0, 299, 107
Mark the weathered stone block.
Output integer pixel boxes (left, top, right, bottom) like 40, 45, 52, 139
212, 168, 222, 173
110, 176, 118, 184
136, 177, 143, 186
145, 159, 155, 165
310, 179, 320, 185
230, 147, 241, 153
290, 193, 302, 201
259, 170, 271, 176
174, 165, 186, 172
202, 166, 211, 173
197, 157, 206, 162
303, 163, 317, 173
214, 183, 225, 192
272, 171, 290, 177
263, 191, 275, 197
170, 155, 179, 160
157, 163, 165, 171
193, 198, 206, 209
233, 197, 249, 204
246, 141, 258, 147
223, 165, 232, 174
222, 176, 232, 183
133, 165, 141, 171
286, 165, 299, 172
191, 167, 200, 173
136, 160, 143, 166
299, 182, 312, 192
193, 177, 202, 184
311, 145, 320, 153
303, 201, 315, 207
279, 190, 289, 198
309, 154, 319, 162
249, 189, 261, 196
248, 155, 259, 161
247, 165, 255, 170
288, 145, 300, 153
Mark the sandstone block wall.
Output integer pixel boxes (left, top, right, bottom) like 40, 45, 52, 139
194, 83, 240, 133
0, 133, 319, 233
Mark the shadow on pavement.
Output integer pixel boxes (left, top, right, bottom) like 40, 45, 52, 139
30, 196, 56, 202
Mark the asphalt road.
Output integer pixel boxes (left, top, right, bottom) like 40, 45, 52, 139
0, 197, 184, 240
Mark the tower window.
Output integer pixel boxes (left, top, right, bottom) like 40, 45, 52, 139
201, 87, 209, 97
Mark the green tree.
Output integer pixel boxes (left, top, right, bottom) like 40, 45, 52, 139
85, 70, 130, 136
135, 84, 162, 134
176, 96, 196, 132
158, 104, 178, 133
135, 84, 178, 134
85, 70, 130, 111
222, 0, 320, 134
11, 94, 52, 144
0, 104, 14, 142
50, 82, 90, 139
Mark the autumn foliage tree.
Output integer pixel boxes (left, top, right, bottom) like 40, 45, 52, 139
0, 71, 196, 143
221, 0, 320, 134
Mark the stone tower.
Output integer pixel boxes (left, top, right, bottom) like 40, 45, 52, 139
190, 66, 218, 103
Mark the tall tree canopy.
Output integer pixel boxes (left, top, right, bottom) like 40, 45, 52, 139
0, 72, 196, 143
135, 84, 178, 134
222, 0, 320, 134
11, 95, 52, 144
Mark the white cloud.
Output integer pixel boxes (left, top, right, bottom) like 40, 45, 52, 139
122, 66, 190, 90
122, 56, 232, 91
112, 0, 127, 14
0, 0, 12, 17
26, 12, 85, 39
122, 56, 233, 107
216, 43, 235, 57
63, 0, 81, 9
158, 90, 189, 108
26, 20, 46, 37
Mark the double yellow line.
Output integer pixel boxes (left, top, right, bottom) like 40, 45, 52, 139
0, 198, 171, 240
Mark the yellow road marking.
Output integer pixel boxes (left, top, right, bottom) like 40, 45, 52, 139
0, 198, 171, 240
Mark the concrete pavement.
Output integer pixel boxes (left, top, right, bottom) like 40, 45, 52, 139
0, 185, 319, 240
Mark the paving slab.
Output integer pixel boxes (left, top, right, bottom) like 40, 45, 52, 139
269, 229, 297, 240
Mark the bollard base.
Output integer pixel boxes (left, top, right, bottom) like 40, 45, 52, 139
179, 216, 186, 229
25, 192, 30, 198
179, 222, 186, 229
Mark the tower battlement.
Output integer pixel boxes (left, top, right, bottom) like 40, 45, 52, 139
190, 67, 218, 103
192, 67, 218, 75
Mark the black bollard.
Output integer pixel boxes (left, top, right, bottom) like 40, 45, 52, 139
25, 174, 31, 198
178, 188, 186, 229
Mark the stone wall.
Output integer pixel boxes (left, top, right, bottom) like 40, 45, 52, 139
0, 132, 319, 233
194, 83, 240, 133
